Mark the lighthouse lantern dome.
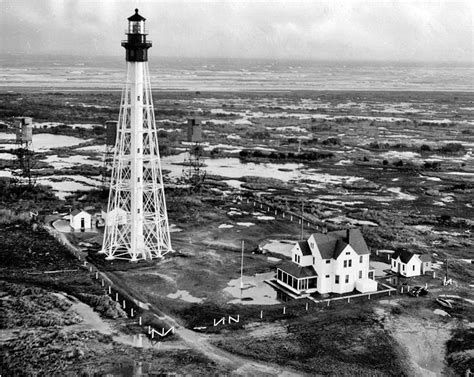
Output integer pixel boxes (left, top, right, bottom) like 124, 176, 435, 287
128, 9, 146, 34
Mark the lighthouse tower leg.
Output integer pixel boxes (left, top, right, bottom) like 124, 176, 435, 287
100, 9, 172, 261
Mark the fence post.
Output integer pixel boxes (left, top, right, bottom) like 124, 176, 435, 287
305, 302, 308, 311
84, 261, 87, 267
95, 272, 98, 279
89, 266, 93, 272
290, 216, 293, 221
115, 293, 119, 301
327, 300, 330, 307
131, 308, 134, 317
101, 279, 104, 286
122, 300, 126, 309
260, 310, 263, 319
347, 297, 350, 303
283, 307, 286, 314
139, 316, 142, 326
108, 286, 111, 294
148, 325, 151, 334
282, 212, 285, 218
368, 294, 371, 300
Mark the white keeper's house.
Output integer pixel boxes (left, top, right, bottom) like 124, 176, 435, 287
276, 229, 378, 295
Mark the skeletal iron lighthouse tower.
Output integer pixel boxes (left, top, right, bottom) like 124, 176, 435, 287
101, 9, 172, 261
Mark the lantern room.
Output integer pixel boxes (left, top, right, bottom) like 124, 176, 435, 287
128, 8, 146, 34
122, 9, 152, 62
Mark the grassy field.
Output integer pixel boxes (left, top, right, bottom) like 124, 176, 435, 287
1, 89, 473, 374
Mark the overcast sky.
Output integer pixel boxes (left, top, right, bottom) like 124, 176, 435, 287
1, 0, 472, 62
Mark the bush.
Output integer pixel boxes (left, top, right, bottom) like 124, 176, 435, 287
439, 143, 465, 154
420, 144, 431, 152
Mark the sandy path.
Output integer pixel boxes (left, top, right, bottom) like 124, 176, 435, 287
157, 312, 304, 376
376, 304, 455, 377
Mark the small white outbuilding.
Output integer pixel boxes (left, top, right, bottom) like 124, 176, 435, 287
70, 209, 92, 230
355, 278, 378, 293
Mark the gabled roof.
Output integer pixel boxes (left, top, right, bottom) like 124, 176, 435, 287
311, 229, 370, 260
128, 9, 146, 22
392, 250, 415, 264
297, 241, 312, 256
71, 209, 90, 216
278, 261, 318, 279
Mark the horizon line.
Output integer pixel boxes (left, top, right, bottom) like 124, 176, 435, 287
0, 52, 473, 66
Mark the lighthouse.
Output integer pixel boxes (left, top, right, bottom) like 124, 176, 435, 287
101, 9, 172, 261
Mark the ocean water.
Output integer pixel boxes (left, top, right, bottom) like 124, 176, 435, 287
0, 54, 472, 91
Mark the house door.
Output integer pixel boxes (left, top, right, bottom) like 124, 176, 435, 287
81, 218, 85, 229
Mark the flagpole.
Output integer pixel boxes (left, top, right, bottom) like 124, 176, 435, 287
240, 240, 244, 299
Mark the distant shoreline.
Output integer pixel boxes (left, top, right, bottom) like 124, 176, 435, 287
1, 87, 473, 94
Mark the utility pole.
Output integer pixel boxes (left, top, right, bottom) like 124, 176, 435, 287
300, 201, 304, 240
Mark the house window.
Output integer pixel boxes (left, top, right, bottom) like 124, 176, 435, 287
413, 265, 415, 271
300, 279, 308, 290
325, 275, 330, 278
335, 275, 339, 284
313, 257, 315, 264
360, 256, 363, 263
359, 270, 362, 279
344, 260, 347, 268
402, 265, 405, 271
345, 275, 349, 283
326, 260, 330, 264
310, 242, 314, 248
349, 260, 352, 267
346, 251, 350, 255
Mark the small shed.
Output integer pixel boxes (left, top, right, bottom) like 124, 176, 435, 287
70, 209, 92, 230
